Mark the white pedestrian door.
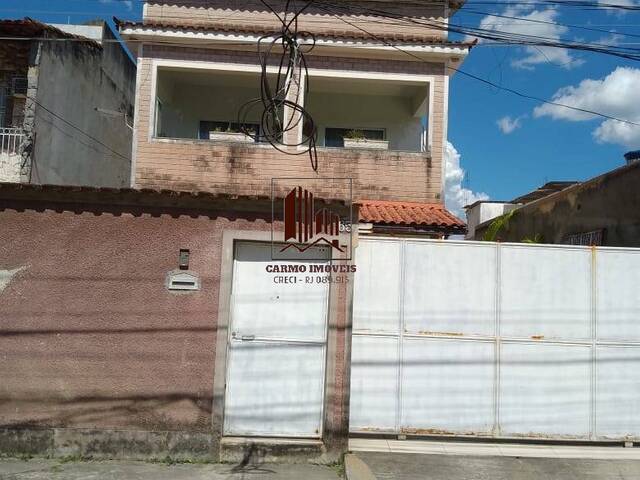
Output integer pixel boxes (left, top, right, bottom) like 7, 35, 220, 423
224, 242, 330, 438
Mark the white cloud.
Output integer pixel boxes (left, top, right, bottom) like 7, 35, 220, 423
497, 115, 525, 134
99, 0, 133, 10
597, 32, 624, 46
598, 0, 640, 14
471, 5, 582, 70
533, 67, 640, 147
445, 142, 489, 219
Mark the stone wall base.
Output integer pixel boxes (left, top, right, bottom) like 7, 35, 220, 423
0, 427, 215, 462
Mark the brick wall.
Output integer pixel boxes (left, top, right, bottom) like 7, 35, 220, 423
144, 0, 448, 41
133, 45, 447, 202
0, 40, 30, 74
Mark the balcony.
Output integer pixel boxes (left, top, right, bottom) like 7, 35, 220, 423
0, 127, 24, 182
305, 74, 429, 154
154, 67, 281, 143
138, 65, 439, 201
152, 66, 430, 154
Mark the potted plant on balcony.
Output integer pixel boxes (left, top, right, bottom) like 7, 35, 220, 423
343, 129, 389, 150
209, 124, 256, 143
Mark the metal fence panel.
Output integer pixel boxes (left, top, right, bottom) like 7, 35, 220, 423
353, 239, 402, 333
401, 337, 495, 435
500, 342, 591, 438
349, 335, 399, 432
351, 238, 640, 440
500, 246, 591, 340
403, 241, 497, 337
596, 346, 640, 438
596, 250, 640, 342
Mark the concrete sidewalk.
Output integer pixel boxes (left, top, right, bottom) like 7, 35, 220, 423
349, 438, 640, 459
350, 451, 640, 480
346, 439, 640, 480
0, 458, 341, 480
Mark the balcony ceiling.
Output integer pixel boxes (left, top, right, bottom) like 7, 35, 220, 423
159, 68, 426, 97
158, 68, 264, 89
309, 76, 426, 97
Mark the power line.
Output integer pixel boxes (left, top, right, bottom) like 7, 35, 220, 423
28, 96, 131, 161
313, 0, 640, 62
314, 1, 640, 127
3, 2, 640, 58
461, 8, 640, 40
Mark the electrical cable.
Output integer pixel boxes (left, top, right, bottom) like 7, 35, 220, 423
313, 1, 640, 127
27, 95, 131, 161
236, 0, 319, 171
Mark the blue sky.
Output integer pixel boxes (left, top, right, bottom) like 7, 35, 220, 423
2, 1, 639, 213
447, 3, 640, 211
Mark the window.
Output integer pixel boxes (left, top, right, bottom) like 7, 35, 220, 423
563, 229, 606, 246
199, 121, 260, 141
324, 127, 385, 148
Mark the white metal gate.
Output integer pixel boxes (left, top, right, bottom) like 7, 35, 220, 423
224, 242, 330, 438
351, 238, 640, 440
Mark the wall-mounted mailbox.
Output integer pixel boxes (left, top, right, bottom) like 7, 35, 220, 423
166, 270, 200, 291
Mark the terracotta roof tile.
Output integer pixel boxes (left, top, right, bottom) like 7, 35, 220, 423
357, 199, 465, 230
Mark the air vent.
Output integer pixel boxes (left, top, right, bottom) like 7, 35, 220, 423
166, 271, 200, 291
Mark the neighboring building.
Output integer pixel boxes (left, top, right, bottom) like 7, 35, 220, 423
471, 152, 640, 246
0, 18, 135, 187
464, 201, 520, 240
465, 181, 580, 240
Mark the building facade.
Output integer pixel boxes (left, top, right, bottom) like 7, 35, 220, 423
118, 0, 472, 207
0, 19, 135, 187
0, 1, 471, 463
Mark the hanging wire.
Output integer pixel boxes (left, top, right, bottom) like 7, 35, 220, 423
237, 0, 319, 172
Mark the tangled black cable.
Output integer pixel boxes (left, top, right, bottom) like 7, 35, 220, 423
237, 0, 319, 172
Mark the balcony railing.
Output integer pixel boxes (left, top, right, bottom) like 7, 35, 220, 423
0, 127, 24, 156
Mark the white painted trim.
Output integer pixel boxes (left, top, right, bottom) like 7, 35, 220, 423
428, 81, 435, 154
151, 58, 280, 74
306, 68, 434, 84
119, 27, 471, 57
148, 58, 158, 142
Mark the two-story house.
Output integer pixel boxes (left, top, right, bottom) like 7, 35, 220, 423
112, 0, 471, 461
118, 0, 469, 234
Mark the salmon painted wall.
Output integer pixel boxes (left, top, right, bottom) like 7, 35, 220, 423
0, 201, 271, 432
